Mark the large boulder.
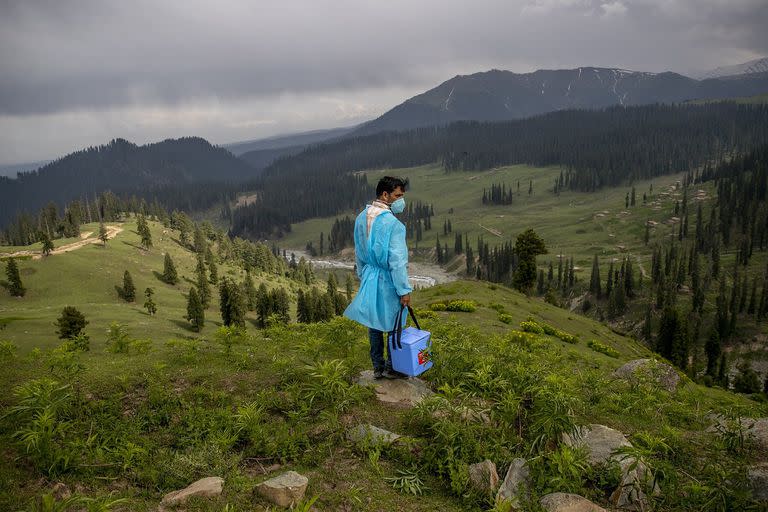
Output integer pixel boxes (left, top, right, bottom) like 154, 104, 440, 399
496, 458, 530, 507
346, 424, 401, 446
748, 463, 768, 501
540, 492, 607, 512
160, 477, 224, 507
612, 359, 681, 392
468, 459, 499, 495
357, 370, 433, 406
256, 471, 308, 508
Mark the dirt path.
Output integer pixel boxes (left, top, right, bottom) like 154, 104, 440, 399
1, 225, 123, 260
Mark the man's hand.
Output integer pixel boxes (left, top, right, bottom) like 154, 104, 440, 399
400, 294, 411, 307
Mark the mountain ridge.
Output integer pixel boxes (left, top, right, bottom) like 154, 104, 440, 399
353, 66, 768, 135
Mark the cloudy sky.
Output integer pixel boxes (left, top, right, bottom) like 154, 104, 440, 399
1, 0, 766, 165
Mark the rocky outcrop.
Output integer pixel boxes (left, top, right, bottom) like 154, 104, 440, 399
160, 477, 224, 507
256, 471, 308, 508
357, 370, 433, 406
540, 492, 607, 512
613, 359, 681, 392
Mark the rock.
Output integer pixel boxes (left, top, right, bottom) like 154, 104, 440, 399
563, 424, 631, 465
161, 476, 224, 506
610, 458, 659, 510
708, 416, 768, 451
468, 459, 499, 494
496, 458, 530, 507
612, 358, 680, 392
751, 418, 768, 451
256, 471, 308, 508
346, 424, 401, 446
540, 492, 607, 512
357, 370, 433, 406
748, 463, 768, 501
51, 482, 72, 500
564, 425, 657, 511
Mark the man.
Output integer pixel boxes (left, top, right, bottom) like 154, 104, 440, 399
344, 176, 412, 379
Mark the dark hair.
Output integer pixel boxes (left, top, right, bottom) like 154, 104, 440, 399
376, 176, 409, 197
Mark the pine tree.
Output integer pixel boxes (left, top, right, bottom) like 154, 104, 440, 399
219, 279, 245, 328
642, 302, 653, 340
162, 253, 178, 285
242, 272, 257, 311
589, 255, 602, 298
209, 260, 218, 284
194, 225, 207, 255
56, 306, 88, 339
705, 327, 721, 376
121, 270, 135, 302
41, 231, 54, 256
435, 235, 443, 264
191, 256, 207, 306
297, 289, 310, 323
717, 353, 728, 387
143, 287, 157, 316
5, 258, 25, 297
255, 283, 270, 327
98, 221, 109, 246
345, 273, 354, 302
512, 229, 547, 294
137, 215, 152, 249
186, 286, 205, 331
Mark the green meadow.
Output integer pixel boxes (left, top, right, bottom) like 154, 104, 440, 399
1, 218, 767, 510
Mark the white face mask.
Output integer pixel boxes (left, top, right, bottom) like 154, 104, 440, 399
390, 197, 406, 214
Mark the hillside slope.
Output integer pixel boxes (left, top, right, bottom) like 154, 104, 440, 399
1, 227, 766, 509
0, 137, 256, 227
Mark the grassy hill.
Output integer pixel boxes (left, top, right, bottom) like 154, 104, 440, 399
1, 218, 767, 510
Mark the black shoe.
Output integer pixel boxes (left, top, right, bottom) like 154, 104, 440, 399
373, 369, 385, 379
383, 369, 408, 379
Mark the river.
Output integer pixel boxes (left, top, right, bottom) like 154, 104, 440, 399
284, 249, 457, 289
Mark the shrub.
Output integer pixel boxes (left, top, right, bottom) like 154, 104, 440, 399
734, 364, 762, 394
520, 320, 544, 334
414, 308, 438, 320
488, 303, 507, 313
446, 300, 477, 312
429, 302, 447, 312
587, 339, 620, 358
498, 313, 514, 324
106, 322, 131, 353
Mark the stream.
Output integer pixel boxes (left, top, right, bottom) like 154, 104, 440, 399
285, 249, 457, 289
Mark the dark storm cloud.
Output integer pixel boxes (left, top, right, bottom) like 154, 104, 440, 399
1, 0, 766, 117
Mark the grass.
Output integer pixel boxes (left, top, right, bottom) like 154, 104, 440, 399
2, 214, 767, 511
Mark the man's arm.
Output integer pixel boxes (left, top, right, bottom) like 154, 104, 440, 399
388, 222, 413, 304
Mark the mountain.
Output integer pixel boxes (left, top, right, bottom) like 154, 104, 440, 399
353, 67, 768, 135
224, 125, 358, 156
0, 137, 255, 226
696, 56, 768, 80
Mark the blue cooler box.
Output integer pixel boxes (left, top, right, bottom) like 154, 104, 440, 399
390, 326, 433, 377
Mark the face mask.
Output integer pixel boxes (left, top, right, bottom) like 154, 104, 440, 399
390, 197, 405, 214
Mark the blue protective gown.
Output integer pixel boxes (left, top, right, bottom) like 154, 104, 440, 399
343, 205, 412, 332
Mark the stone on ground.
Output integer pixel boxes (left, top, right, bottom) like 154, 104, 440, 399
612, 358, 680, 392
563, 424, 631, 465
346, 424, 401, 446
256, 471, 308, 508
160, 476, 224, 506
708, 416, 768, 451
468, 459, 499, 495
564, 424, 658, 511
748, 463, 768, 501
540, 492, 607, 512
496, 458, 530, 507
357, 370, 433, 406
